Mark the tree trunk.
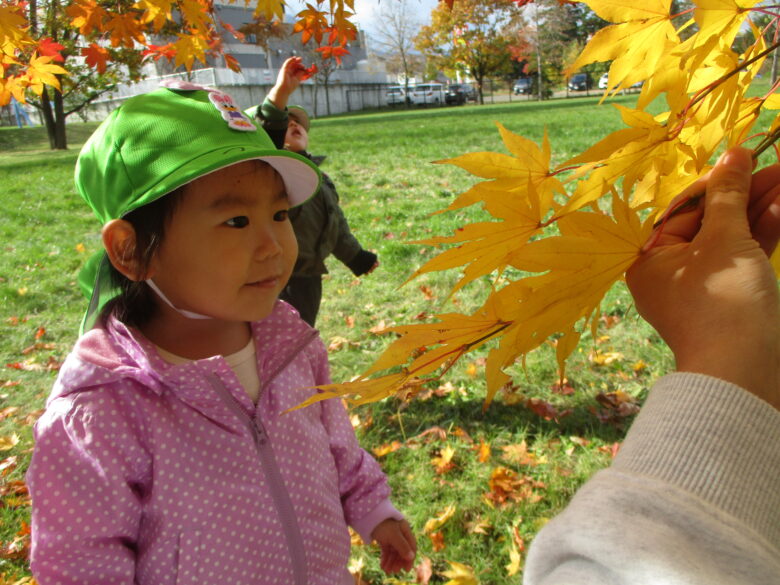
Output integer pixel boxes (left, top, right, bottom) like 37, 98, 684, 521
40, 87, 68, 150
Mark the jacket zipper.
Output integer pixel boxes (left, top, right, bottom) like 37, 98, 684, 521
206, 371, 309, 585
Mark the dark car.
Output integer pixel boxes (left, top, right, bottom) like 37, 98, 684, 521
445, 84, 475, 105
568, 73, 590, 91
513, 77, 532, 95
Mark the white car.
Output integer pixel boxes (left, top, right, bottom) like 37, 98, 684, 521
410, 83, 445, 106
598, 72, 609, 90
386, 86, 408, 106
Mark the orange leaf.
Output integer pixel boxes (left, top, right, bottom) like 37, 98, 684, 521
34, 326, 45, 340
82, 43, 110, 73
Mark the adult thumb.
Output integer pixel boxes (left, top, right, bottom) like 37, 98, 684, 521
700, 147, 753, 237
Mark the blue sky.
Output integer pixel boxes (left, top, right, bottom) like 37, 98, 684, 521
286, 0, 439, 36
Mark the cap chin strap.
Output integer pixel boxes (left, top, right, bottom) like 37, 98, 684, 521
146, 279, 212, 320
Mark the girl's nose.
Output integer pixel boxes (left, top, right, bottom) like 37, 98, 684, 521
254, 226, 283, 260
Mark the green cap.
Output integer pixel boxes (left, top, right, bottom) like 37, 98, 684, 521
75, 82, 321, 333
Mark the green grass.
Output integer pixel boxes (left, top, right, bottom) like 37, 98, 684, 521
0, 95, 679, 583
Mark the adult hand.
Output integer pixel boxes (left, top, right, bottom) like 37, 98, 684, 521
626, 147, 780, 408
370, 518, 417, 574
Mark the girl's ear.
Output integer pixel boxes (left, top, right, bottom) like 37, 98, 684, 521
102, 219, 152, 281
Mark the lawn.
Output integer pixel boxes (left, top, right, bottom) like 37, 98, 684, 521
0, 94, 675, 584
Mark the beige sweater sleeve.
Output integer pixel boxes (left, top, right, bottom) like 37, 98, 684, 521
524, 372, 780, 585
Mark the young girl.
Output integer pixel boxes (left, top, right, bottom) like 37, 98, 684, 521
26, 83, 416, 585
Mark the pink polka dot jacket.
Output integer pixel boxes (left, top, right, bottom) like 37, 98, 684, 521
27, 302, 402, 585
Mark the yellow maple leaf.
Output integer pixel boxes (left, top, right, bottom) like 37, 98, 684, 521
178, 0, 211, 31
441, 561, 478, 585
431, 445, 456, 474
423, 503, 457, 534
24, 55, 68, 95
134, 0, 175, 30
253, 0, 284, 20
570, 0, 678, 93
173, 33, 210, 70
0, 4, 31, 48
412, 128, 563, 291
682, 0, 761, 72
0, 433, 20, 452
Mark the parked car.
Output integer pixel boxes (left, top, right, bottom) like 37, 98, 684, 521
386, 86, 409, 106
445, 83, 475, 105
513, 77, 533, 95
568, 73, 590, 91
598, 73, 643, 92
411, 83, 445, 106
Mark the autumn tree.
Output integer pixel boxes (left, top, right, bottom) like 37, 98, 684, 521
372, 0, 424, 99
1, 0, 359, 147
414, 0, 525, 103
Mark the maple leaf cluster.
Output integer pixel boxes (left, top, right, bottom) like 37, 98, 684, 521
0, 0, 357, 104
307, 0, 780, 409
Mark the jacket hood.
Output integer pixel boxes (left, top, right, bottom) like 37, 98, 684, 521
49, 301, 315, 404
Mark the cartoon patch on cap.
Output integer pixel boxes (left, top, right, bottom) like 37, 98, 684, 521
159, 80, 256, 132
208, 91, 256, 132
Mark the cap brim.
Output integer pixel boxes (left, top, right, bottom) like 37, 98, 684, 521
122, 144, 320, 216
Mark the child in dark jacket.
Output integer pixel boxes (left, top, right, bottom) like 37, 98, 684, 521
250, 57, 378, 326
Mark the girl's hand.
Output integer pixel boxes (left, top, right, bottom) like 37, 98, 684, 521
627, 147, 780, 408
371, 518, 417, 574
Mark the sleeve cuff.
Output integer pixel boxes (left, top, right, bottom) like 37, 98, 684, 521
351, 500, 404, 544
346, 250, 377, 276
614, 372, 780, 546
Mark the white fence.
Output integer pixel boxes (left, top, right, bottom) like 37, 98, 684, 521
85, 67, 391, 122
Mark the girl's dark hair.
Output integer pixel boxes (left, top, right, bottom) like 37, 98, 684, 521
103, 188, 184, 327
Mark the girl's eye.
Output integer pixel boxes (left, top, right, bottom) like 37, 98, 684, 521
273, 209, 289, 222
225, 216, 249, 228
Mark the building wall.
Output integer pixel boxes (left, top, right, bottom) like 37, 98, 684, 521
84, 67, 392, 122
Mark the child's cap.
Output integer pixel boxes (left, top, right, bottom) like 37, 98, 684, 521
75, 82, 322, 333
288, 105, 310, 132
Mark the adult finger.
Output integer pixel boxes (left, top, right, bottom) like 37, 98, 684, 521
699, 147, 753, 238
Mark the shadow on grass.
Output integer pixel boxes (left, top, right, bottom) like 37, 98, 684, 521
361, 388, 637, 447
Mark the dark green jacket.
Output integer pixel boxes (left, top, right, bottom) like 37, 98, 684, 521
256, 99, 377, 277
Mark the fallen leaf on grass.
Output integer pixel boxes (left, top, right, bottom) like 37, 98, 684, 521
505, 525, 526, 576
431, 445, 456, 474
441, 561, 478, 585
485, 466, 545, 507
0, 407, 19, 422
589, 350, 624, 366
550, 379, 575, 395
344, 315, 355, 328
328, 336, 360, 351
0, 521, 31, 561
415, 557, 433, 584
524, 398, 572, 422
500, 441, 537, 467
368, 320, 391, 335
21, 342, 56, 355
593, 390, 640, 428
423, 503, 456, 534
419, 285, 436, 300
0, 456, 18, 475
0, 435, 20, 452
475, 440, 491, 463
429, 531, 446, 552
372, 441, 402, 457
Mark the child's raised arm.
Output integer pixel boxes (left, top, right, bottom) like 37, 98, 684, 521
267, 56, 308, 112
